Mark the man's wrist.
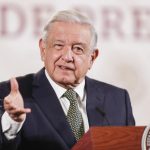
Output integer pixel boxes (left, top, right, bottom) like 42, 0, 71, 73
1, 111, 26, 140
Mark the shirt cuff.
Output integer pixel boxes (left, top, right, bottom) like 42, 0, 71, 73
1, 111, 26, 140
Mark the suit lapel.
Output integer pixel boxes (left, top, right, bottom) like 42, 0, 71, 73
31, 69, 109, 146
85, 77, 109, 126
32, 69, 76, 147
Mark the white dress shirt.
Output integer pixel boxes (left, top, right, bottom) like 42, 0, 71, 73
45, 70, 89, 133
1, 70, 89, 140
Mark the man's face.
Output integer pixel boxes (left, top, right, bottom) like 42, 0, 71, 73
39, 22, 98, 88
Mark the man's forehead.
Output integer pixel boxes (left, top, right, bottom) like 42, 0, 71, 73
50, 34, 90, 44
47, 22, 92, 46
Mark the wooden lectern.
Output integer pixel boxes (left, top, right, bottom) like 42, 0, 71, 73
72, 126, 145, 150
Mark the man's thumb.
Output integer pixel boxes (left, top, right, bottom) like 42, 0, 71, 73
10, 78, 19, 94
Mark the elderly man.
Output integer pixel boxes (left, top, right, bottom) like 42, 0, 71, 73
0, 10, 135, 150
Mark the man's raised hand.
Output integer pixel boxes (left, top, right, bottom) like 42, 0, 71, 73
4, 78, 31, 122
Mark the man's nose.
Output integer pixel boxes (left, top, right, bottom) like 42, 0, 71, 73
61, 46, 73, 62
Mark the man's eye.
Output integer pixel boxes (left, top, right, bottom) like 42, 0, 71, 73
72, 46, 84, 54
54, 44, 63, 50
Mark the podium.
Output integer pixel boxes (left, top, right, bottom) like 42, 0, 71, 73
72, 126, 145, 150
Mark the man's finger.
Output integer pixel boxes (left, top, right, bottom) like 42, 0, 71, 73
10, 78, 19, 94
4, 97, 11, 104
10, 108, 31, 116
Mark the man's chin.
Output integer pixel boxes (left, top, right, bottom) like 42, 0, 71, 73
56, 78, 78, 88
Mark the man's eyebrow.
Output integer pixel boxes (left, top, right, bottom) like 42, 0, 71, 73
72, 42, 87, 47
52, 40, 87, 47
53, 40, 64, 43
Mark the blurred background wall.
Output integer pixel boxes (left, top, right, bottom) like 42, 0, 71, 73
0, 0, 150, 125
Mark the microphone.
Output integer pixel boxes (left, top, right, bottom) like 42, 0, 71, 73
96, 107, 110, 126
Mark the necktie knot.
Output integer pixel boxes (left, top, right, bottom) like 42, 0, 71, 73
63, 89, 78, 104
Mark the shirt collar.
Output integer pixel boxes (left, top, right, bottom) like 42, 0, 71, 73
45, 69, 85, 101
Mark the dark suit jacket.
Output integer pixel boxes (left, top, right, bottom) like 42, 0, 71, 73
0, 68, 135, 150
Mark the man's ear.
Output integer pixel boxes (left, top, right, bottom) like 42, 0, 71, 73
39, 38, 46, 61
89, 49, 99, 69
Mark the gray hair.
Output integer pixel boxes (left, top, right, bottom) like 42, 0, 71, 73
42, 10, 98, 50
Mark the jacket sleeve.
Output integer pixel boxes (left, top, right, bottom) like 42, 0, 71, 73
0, 98, 3, 149
0, 82, 21, 150
124, 90, 135, 125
